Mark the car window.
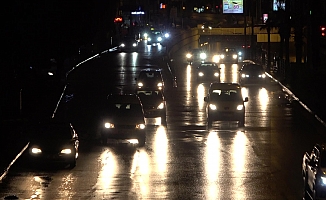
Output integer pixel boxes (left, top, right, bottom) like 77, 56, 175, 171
243, 64, 264, 71
210, 89, 242, 101
139, 72, 161, 79
108, 103, 143, 116
28, 123, 72, 140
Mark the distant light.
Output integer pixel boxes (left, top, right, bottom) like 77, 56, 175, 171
131, 11, 145, 15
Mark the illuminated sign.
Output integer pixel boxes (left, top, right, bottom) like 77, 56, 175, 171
273, 0, 285, 11
131, 11, 145, 15
223, 0, 243, 14
114, 17, 123, 23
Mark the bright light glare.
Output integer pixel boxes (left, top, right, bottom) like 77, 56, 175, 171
31, 148, 42, 154
61, 149, 72, 154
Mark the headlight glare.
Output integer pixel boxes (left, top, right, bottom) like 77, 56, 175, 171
198, 72, 204, 76
186, 53, 192, 58
31, 148, 42, 154
233, 54, 238, 59
104, 122, 114, 128
61, 149, 72, 154
209, 104, 217, 110
136, 124, 146, 129
237, 105, 244, 110
321, 176, 326, 185
214, 72, 219, 77
157, 102, 164, 109
200, 53, 207, 59
138, 82, 143, 87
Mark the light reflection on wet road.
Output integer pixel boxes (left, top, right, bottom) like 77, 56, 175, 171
1, 41, 324, 199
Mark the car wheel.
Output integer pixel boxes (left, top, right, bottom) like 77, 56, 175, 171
239, 118, 245, 127
207, 118, 212, 128
68, 159, 76, 169
161, 115, 167, 126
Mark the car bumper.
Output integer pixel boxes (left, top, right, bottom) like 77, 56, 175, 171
101, 128, 146, 140
208, 111, 244, 121
143, 109, 166, 118
29, 153, 76, 164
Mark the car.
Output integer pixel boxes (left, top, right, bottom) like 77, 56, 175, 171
204, 82, 248, 127
100, 94, 146, 146
135, 68, 164, 91
302, 143, 326, 199
185, 48, 207, 65
215, 47, 238, 64
118, 36, 139, 52
147, 31, 164, 46
136, 89, 167, 126
196, 62, 221, 83
239, 63, 267, 85
26, 120, 79, 169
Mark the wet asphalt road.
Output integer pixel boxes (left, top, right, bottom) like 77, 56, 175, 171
1, 41, 326, 200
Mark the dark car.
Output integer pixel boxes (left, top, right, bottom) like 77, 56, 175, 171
100, 94, 146, 146
186, 48, 207, 65
136, 89, 167, 126
135, 68, 164, 91
302, 143, 326, 200
27, 121, 79, 168
118, 36, 139, 52
196, 62, 221, 83
239, 63, 267, 85
217, 48, 238, 64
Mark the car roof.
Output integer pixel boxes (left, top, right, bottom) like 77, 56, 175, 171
209, 82, 241, 90
200, 62, 216, 66
140, 68, 162, 72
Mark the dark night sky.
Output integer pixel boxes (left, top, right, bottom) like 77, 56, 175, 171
4, 1, 117, 71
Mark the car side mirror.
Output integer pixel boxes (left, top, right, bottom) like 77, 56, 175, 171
244, 97, 249, 102
204, 96, 208, 102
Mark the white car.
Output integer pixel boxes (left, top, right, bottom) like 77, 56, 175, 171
204, 82, 248, 127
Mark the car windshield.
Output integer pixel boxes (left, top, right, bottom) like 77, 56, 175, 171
243, 64, 264, 71
139, 72, 161, 80
210, 89, 242, 101
27, 122, 72, 140
108, 103, 143, 117
200, 63, 215, 68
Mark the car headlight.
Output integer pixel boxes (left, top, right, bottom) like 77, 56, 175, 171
148, 37, 151, 41
237, 105, 244, 110
209, 104, 217, 110
157, 37, 162, 42
200, 53, 207, 60
133, 43, 137, 47
259, 74, 266, 78
214, 72, 219, 77
198, 72, 204, 77
104, 122, 115, 128
136, 124, 146, 129
220, 54, 225, 59
238, 51, 242, 56
164, 33, 170, 38
157, 102, 164, 109
241, 74, 249, 78
138, 82, 143, 87
186, 53, 192, 58
233, 54, 238, 59
120, 43, 125, 47
31, 147, 42, 154
61, 148, 72, 154
213, 55, 220, 63
321, 176, 326, 185
144, 33, 148, 38
157, 82, 163, 87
